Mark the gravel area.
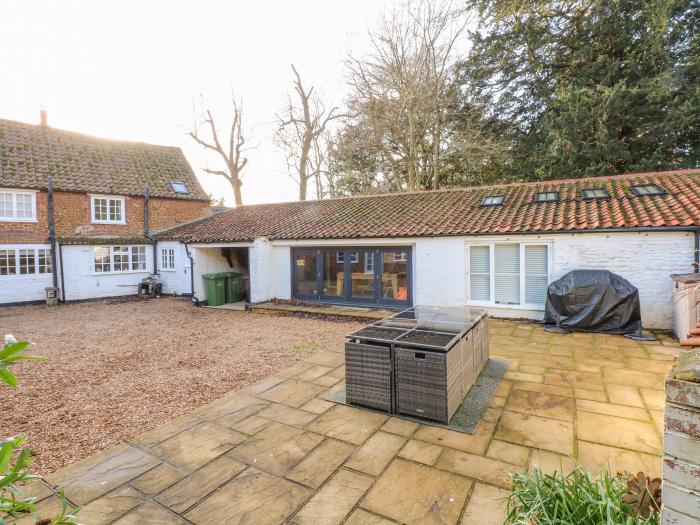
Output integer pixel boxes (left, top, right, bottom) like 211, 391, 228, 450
1, 297, 362, 475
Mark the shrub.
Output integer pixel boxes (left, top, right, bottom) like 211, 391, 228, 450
0, 336, 78, 525
506, 466, 659, 525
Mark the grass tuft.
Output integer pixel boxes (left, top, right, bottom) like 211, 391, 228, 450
506, 466, 659, 525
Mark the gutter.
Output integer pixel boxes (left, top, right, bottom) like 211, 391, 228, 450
184, 243, 198, 305
47, 177, 59, 290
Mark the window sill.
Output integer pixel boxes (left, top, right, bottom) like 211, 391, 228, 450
91, 221, 127, 225
0, 273, 53, 279
0, 218, 37, 223
467, 301, 545, 311
159, 269, 176, 272
91, 270, 149, 276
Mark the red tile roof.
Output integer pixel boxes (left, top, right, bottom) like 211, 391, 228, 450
157, 169, 700, 242
0, 118, 209, 200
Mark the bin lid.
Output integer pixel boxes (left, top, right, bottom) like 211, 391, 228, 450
202, 272, 229, 279
671, 273, 700, 284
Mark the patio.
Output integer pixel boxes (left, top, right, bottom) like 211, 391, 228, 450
19, 318, 679, 525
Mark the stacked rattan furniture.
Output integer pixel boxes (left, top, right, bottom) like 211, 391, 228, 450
345, 306, 489, 424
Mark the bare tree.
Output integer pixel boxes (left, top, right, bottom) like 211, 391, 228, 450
190, 92, 250, 206
275, 65, 344, 200
342, 0, 473, 191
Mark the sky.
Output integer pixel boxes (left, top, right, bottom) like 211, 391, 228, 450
0, 0, 397, 205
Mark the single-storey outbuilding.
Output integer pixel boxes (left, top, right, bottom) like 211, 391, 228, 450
155, 169, 700, 330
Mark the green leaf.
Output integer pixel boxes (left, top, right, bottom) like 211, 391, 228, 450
0, 368, 17, 388
0, 341, 30, 360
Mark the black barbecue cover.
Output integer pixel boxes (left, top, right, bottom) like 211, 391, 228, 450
543, 270, 642, 334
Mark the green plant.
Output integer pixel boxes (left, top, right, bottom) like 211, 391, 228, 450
0, 336, 78, 525
506, 466, 660, 525
0, 338, 46, 388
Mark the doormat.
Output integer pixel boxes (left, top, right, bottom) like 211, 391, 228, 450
329, 358, 509, 435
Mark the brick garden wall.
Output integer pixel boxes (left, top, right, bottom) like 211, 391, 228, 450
0, 190, 210, 244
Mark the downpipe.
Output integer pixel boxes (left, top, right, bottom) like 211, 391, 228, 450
184, 243, 199, 305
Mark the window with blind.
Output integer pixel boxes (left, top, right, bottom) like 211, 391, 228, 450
468, 243, 549, 307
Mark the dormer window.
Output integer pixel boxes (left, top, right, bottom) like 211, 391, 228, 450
170, 181, 189, 194
581, 188, 610, 200
91, 195, 125, 224
481, 195, 504, 207
533, 191, 560, 203
630, 184, 664, 196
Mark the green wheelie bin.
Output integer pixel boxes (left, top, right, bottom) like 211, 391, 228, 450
225, 272, 243, 303
202, 272, 228, 306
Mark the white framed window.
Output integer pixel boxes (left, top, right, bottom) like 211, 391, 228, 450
160, 248, 175, 270
336, 252, 359, 264
393, 252, 407, 262
364, 252, 375, 274
131, 246, 147, 271
0, 246, 51, 277
93, 245, 149, 273
37, 249, 52, 274
468, 242, 550, 308
0, 249, 17, 276
0, 190, 36, 222
91, 195, 125, 224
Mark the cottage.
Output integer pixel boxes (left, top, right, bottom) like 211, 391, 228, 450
156, 170, 700, 330
0, 115, 211, 304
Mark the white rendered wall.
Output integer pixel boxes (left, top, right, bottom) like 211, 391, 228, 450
190, 247, 232, 302
249, 238, 274, 303
0, 244, 54, 304
271, 245, 291, 301
268, 232, 694, 329
549, 231, 695, 329
60, 245, 152, 301
157, 241, 191, 296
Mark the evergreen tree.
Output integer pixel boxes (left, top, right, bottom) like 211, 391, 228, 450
463, 0, 700, 180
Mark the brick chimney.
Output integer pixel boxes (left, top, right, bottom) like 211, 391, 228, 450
39, 108, 47, 126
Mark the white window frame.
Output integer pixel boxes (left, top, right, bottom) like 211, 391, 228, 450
0, 189, 37, 222
160, 248, 176, 271
466, 241, 552, 310
0, 245, 52, 278
93, 245, 149, 274
90, 195, 126, 224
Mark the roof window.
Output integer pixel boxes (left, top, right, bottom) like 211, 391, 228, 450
170, 181, 189, 194
630, 184, 664, 196
581, 188, 610, 200
480, 195, 504, 207
533, 191, 560, 203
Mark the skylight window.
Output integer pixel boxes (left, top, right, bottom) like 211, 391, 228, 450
630, 184, 664, 196
170, 181, 189, 194
581, 188, 610, 200
481, 195, 504, 207
533, 191, 560, 203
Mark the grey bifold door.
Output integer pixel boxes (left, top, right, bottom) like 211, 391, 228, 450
292, 247, 411, 307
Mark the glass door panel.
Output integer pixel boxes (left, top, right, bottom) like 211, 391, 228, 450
321, 250, 345, 299
293, 250, 318, 296
381, 250, 409, 302
349, 250, 376, 301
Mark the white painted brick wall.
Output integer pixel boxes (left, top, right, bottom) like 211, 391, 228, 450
190, 247, 232, 302
0, 243, 53, 304
156, 241, 191, 296
663, 375, 700, 524
258, 232, 692, 329
272, 245, 291, 301
60, 245, 152, 301
551, 232, 694, 329
414, 237, 466, 306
